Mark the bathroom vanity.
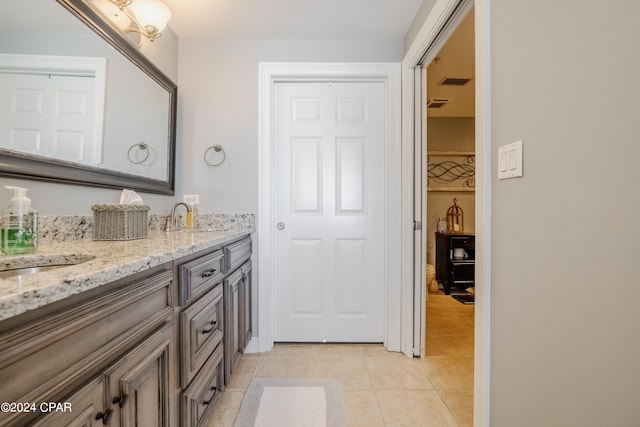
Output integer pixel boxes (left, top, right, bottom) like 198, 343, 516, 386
0, 228, 253, 427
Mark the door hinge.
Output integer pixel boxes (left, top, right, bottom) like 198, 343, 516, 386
413, 220, 422, 231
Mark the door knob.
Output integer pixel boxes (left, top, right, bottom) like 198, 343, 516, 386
276, 222, 285, 230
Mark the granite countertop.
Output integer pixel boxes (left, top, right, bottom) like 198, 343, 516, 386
0, 227, 254, 322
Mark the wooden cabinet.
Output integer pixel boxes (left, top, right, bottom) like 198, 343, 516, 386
177, 250, 226, 427
0, 265, 174, 427
222, 237, 252, 385
0, 233, 252, 427
177, 235, 252, 426
435, 232, 475, 294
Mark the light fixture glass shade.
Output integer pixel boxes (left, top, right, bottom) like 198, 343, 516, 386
131, 0, 172, 34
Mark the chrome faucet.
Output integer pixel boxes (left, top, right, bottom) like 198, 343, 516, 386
167, 202, 192, 231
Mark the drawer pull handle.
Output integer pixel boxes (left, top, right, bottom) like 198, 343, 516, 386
112, 394, 128, 408
202, 321, 217, 334
201, 268, 217, 278
202, 387, 218, 405
95, 409, 112, 424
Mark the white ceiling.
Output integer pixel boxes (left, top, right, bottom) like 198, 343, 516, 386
160, 0, 424, 39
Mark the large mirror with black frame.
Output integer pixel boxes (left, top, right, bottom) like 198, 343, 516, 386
0, 0, 176, 195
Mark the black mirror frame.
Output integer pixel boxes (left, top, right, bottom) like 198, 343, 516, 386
0, 0, 177, 195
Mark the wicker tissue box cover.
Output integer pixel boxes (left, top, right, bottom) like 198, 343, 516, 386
92, 204, 150, 240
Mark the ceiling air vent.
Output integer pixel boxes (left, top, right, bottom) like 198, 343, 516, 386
427, 97, 451, 108
439, 77, 471, 86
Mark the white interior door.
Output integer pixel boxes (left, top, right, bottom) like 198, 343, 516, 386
413, 66, 428, 357
273, 80, 385, 342
0, 72, 98, 165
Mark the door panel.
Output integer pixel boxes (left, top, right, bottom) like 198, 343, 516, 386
291, 239, 323, 316
0, 73, 98, 165
336, 238, 366, 315
291, 138, 322, 213
337, 138, 366, 213
274, 81, 385, 342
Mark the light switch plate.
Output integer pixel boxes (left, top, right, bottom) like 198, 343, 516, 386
498, 139, 523, 179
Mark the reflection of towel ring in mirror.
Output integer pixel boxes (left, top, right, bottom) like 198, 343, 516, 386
128, 142, 150, 164
204, 144, 226, 166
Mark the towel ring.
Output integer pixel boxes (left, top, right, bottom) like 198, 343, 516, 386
128, 142, 150, 164
204, 144, 226, 166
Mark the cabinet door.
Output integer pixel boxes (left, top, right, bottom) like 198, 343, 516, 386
31, 376, 107, 427
104, 323, 172, 427
224, 269, 242, 384
240, 261, 252, 349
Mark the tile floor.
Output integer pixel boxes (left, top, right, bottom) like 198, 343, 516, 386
208, 293, 474, 426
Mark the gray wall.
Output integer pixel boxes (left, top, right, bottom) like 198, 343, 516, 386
0, 4, 180, 215
176, 39, 403, 213
404, 0, 437, 52
490, 0, 640, 425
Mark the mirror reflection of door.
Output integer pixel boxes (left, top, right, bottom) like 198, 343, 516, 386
0, 0, 177, 191
0, 56, 106, 166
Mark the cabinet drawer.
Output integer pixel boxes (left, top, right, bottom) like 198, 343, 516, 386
180, 284, 224, 388
179, 250, 225, 305
223, 237, 251, 273
181, 344, 224, 427
450, 236, 475, 249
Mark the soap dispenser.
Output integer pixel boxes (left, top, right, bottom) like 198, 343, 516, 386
1, 185, 38, 255
183, 194, 200, 230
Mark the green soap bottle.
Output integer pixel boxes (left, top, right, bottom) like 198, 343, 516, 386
1, 185, 38, 255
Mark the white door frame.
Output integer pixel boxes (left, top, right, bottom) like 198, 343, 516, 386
402, 0, 491, 425
258, 62, 403, 353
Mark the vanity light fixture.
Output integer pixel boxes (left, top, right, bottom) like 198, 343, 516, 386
105, 0, 172, 42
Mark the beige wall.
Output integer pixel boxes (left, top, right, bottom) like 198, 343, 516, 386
490, 0, 640, 425
426, 117, 475, 266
